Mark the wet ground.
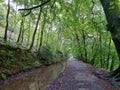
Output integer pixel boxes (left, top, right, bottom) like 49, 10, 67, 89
45, 58, 120, 90
0, 61, 66, 90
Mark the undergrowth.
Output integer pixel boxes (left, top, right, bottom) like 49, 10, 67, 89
0, 43, 68, 80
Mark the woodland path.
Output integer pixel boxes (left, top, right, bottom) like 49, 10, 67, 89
45, 58, 119, 90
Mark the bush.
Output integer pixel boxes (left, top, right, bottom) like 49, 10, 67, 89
37, 45, 54, 64
54, 50, 68, 61
37, 46, 68, 64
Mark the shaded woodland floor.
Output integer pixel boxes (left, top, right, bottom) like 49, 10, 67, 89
45, 58, 119, 90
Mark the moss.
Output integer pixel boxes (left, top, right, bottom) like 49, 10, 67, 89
0, 43, 41, 79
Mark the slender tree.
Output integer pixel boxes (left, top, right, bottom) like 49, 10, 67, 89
4, 0, 10, 41
39, 9, 47, 48
17, 19, 24, 43
29, 7, 42, 50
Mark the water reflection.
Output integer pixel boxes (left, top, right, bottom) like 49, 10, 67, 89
0, 61, 66, 90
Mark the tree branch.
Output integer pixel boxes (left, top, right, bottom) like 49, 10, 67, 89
18, 0, 51, 16
19, 0, 51, 11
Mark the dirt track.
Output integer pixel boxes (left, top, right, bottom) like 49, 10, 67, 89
45, 58, 120, 90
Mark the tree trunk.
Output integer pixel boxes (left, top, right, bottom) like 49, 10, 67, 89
17, 19, 24, 43
4, 0, 10, 41
29, 7, 42, 50
39, 10, 47, 48
99, 0, 120, 75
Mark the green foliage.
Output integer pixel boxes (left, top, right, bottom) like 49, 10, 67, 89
0, 50, 7, 55
37, 45, 54, 64
116, 0, 120, 5
34, 61, 41, 67
5, 60, 14, 68
0, 0, 3, 3
1, 73, 7, 80
55, 50, 64, 58
0, 44, 41, 80
37, 45, 68, 64
0, 0, 119, 71
54, 50, 68, 61
109, 1, 115, 10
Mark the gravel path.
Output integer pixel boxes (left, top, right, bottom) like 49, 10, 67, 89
45, 58, 120, 90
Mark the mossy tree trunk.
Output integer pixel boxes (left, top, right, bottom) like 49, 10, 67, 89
100, 0, 120, 75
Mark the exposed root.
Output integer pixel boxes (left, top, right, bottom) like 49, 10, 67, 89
92, 71, 113, 80
93, 71, 120, 87
110, 77, 120, 87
